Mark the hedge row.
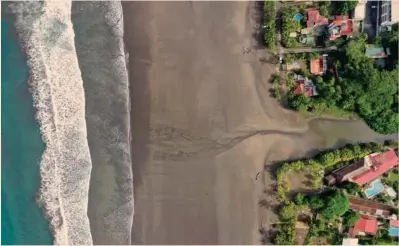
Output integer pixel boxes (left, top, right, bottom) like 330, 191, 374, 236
276, 141, 398, 202
263, 0, 276, 51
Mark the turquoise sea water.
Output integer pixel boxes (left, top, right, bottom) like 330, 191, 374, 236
1, 20, 53, 244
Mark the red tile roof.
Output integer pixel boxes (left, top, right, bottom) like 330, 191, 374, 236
306, 8, 329, 28
310, 57, 323, 75
351, 150, 398, 186
390, 220, 399, 228
335, 15, 349, 21
349, 217, 378, 236
294, 82, 305, 96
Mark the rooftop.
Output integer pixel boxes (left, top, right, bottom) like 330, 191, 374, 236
351, 150, 398, 186
349, 217, 378, 236
306, 8, 329, 28
328, 16, 354, 40
390, 219, 399, 228
342, 238, 359, 246
310, 54, 328, 75
366, 47, 389, 58
349, 196, 394, 218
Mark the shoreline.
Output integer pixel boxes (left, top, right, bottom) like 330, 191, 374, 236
10, 1, 93, 244
122, 1, 396, 244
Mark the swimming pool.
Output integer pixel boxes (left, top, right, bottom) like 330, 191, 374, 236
389, 226, 399, 237
364, 179, 384, 198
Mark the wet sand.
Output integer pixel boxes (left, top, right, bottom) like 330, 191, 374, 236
123, 1, 396, 244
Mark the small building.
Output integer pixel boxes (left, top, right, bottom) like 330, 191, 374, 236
306, 8, 329, 28
385, 186, 397, 198
353, 0, 366, 21
349, 217, 378, 237
324, 174, 336, 185
349, 196, 395, 219
299, 34, 314, 46
310, 54, 328, 75
366, 46, 391, 58
328, 16, 354, 40
342, 238, 359, 246
289, 32, 298, 38
293, 74, 318, 97
283, 61, 301, 71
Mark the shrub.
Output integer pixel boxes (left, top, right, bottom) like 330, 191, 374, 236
279, 202, 297, 221
320, 191, 349, 219
295, 193, 305, 205
343, 211, 360, 227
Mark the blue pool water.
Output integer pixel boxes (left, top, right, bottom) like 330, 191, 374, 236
364, 179, 384, 198
1, 18, 53, 244
293, 13, 303, 21
389, 226, 399, 237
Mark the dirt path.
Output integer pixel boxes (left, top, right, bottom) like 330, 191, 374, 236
122, 1, 395, 244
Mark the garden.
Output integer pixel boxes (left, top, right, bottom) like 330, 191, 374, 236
273, 140, 399, 245
285, 28, 399, 134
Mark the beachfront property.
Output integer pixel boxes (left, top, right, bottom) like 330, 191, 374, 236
349, 216, 378, 237
324, 149, 399, 186
293, 73, 318, 97
310, 54, 328, 75
328, 16, 354, 41
349, 196, 396, 219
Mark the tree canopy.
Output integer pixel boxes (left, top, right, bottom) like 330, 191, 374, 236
285, 34, 399, 134
343, 211, 360, 227
320, 191, 349, 219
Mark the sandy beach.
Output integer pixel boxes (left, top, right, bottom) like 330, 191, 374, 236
123, 1, 396, 244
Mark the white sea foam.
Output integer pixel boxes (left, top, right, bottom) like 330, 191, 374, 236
71, 1, 133, 244
9, 1, 93, 244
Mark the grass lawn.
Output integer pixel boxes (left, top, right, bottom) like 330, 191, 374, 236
384, 170, 399, 185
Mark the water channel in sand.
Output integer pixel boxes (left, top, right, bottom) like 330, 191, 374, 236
119, 1, 397, 245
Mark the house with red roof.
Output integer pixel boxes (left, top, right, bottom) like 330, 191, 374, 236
310, 54, 328, 75
328, 15, 354, 40
350, 149, 399, 186
324, 149, 398, 187
390, 220, 399, 228
306, 8, 329, 28
349, 217, 378, 237
293, 74, 318, 97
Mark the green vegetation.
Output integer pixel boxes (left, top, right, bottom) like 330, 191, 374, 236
285, 34, 399, 134
339, 181, 361, 195
275, 141, 396, 202
273, 140, 398, 245
274, 202, 297, 245
320, 191, 349, 219
342, 210, 360, 228
281, 7, 301, 48
274, 221, 296, 245
317, 1, 331, 17
263, 0, 277, 51
333, 0, 358, 15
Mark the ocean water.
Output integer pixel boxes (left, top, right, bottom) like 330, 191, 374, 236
1, 19, 53, 245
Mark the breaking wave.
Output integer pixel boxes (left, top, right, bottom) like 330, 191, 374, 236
9, 1, 93, 244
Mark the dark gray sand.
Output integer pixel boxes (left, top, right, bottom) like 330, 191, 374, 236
123, 1, 396, 244
72, 2, 133, 245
